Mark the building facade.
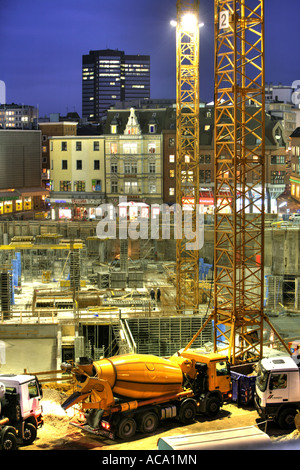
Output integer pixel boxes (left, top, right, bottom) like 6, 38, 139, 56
49, 136, 105, 220
0, 130, 48, 217
0, 104, 38, 129
38, 121, 78, 188
82, 49, 150, 122
163, 105, 287, 214
104, 108, 163, 217
289, 128, 300, 202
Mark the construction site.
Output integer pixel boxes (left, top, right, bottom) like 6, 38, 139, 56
1, 216, 300, 375
1, 0, 300, 452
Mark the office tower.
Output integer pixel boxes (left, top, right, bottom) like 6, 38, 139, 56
82, 49, 150, 121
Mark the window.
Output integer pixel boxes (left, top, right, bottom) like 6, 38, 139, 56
123, 143, 137, 154
205, 155, 211, 164
111, 181, 118, 194
270, 374, 287, 390
61, 141, 67, 151
111, 125, 117, 134
76, 141, 82, 151
76, 160, 82, 170
124, 162, 137, 174
271, 171, 285, 184
271, 155, 285, 165
124, 181, 138, 194
169, 187, 175, 196
169, 169, 175, 178
149, 124, 156, 133
62, 160, 68, 170
169, 155, 175, 163
94, 160, 100, 170
204, 125, 211, 131
110, 142, 118, 154
169, 138, 175, 147
111, 163, 118, 173
149, 183, 156, 193
74, 181, 85, 191
216, 361, 230, 376
149, 162, 156, 174
94, 141, 100, 151
60, 181, 71, 191
205, 170, 211, 183
148, 143, 156, 154
92, 179, 101, 191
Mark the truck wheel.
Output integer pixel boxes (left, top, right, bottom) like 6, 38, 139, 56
22, 423, 37, 445
139, 412, 159, 434
278, 408, 297, 430
179, 400, 197, 424
2, 431, 18, 450
117, 417, 136, 440
205, 397, 221, 417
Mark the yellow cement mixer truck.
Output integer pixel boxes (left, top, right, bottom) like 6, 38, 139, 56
61, 349, 231, 440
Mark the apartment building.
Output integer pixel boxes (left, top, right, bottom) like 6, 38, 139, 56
49, 136, 105, 220
38, 121, 78, 187
0, 104, 38, 129
104, 107, 163, 216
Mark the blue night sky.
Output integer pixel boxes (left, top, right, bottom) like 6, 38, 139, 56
0, 0, 299, 117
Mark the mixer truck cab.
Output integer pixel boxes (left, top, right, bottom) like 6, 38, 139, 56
178, 350, 231, 395
0, 374, 43, 445
255, 356, 300, 429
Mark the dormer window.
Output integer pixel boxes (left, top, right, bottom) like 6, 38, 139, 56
149, 124, 157, 134
149, 113, 157, 134
110, 113, 119, 134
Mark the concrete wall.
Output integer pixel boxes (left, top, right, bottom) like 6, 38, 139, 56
0, 324, 58, 374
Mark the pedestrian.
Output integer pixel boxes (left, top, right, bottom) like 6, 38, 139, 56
156, 288, 161, 302
150, 288, 155, 300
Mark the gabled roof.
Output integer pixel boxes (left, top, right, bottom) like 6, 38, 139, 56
290, 127, 300, 138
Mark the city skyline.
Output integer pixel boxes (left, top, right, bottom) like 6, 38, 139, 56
0, 0, 299, 117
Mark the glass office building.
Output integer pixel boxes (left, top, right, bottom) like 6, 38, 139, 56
82, 49, 150, 122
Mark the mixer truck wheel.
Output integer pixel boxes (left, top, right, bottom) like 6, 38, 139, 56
22, 422, 37, 445
116, 417, 136, 440
277, 408, 297, 430
1, 430, 17, 451
205, 396, 221, 417
138, 412, 159, 434
178, 399, 197, 424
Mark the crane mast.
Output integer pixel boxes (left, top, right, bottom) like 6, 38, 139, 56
179, 0, 290, 363
213, 0, 265, 363
175, 0, 200, 315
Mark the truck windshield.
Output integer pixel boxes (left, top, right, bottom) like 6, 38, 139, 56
256, 363, 269, 392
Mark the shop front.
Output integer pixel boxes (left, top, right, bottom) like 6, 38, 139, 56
49, 193, 106, 221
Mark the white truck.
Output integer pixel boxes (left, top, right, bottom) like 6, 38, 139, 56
255, 356, 300, 429
0, 374, 43, 448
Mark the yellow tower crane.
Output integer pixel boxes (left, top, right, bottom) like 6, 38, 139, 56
175, 0, 201, 315
176, 0, 290, 363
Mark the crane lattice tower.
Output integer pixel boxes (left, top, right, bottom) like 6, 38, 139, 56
175, 0, 200, 315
